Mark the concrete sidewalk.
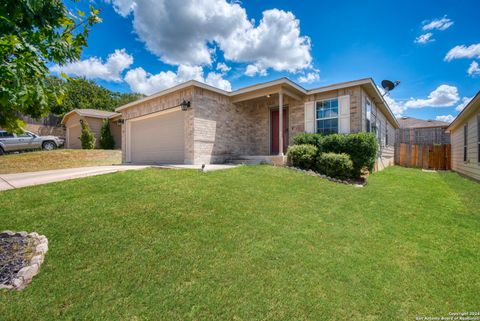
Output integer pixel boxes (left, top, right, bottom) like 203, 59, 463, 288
0, 165, 149, 191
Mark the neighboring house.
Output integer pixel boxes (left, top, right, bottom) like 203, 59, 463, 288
115, 77, 399, 167
446, 91, 480, 181
396, 116, 450, 145
61, 109, 122, 149
397, 116, 449, 129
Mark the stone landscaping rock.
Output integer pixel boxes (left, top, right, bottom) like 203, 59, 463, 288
0, 231, 48, 291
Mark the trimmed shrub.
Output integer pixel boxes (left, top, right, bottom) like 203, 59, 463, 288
287, 144, 318, 170
321, 134, 348, 154
99, 119, 115, 149
293, 132, 378, 178
316, 152, 353, 179
293, 133, 323, 149
344, 132, 378, 175
80, 120, 95, 149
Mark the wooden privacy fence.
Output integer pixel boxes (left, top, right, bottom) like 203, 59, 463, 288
395, 143, 451, 170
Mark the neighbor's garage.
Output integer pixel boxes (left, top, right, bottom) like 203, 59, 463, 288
128, 109, 185, 164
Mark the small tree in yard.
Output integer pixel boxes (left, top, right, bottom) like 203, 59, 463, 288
80, 120, 95, 149
99, 119, 115, 149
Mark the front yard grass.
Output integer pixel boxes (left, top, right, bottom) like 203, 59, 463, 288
0, 149, 122, 174
0, 166, 479, 320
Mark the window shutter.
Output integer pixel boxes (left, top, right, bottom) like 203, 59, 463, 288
304, 101, 315, 133
338, 95, 350, 134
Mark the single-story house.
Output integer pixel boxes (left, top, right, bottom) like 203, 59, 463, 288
115, 77, 399, 167
446, 91, 480, 181
61, 109, 122, 149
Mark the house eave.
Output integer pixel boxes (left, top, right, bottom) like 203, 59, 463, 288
446, 91, 480, 132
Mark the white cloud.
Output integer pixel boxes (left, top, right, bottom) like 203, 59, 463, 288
106, 0, 135, 16
455, 96, 473, 111
422, 16, 454, 31
220, 9, 312, 74
467, 61, 480, 76
245, 64, 267, 77
216, 62, 231, 73
124, 65, 231, 95
108, 0, 312, 75
384, 94, 407, 117
445, 43, 480, 61
435, 115, 455, 123
404, 85, 460, 108
51, 49, 133, 82
205, 72, 232, 91
376, 86, 406, 117
298, 71, 320, 84
414, 33, 434, 44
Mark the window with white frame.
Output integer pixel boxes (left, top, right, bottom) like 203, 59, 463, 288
316, 98, 338, 135
365, 99, 372, 132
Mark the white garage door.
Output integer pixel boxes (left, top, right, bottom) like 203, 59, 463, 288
129, 110, 185, 164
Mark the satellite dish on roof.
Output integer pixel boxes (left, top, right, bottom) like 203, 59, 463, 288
381, 80, 400, 96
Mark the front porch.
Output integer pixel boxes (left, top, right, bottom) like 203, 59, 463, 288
223, 85, 306, 163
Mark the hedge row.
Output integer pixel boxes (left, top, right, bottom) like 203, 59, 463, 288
289, 132, 378, 178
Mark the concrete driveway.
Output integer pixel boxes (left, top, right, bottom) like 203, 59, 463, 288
0, 165, 148, 191
0, 164, 239, 191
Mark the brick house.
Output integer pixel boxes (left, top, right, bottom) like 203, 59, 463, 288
115, 77, 399, 167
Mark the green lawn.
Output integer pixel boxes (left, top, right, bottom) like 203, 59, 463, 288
0, 166, 479, 320
0, 149, 122, 174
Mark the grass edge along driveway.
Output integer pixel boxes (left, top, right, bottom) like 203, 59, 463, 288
0, 149, 122, 174
0, 166, 479, 320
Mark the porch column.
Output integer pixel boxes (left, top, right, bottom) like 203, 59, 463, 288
278, 89, 284, 156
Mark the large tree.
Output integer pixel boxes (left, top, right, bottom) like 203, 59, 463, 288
47, 76, 144, 115
0, 0, 101, 133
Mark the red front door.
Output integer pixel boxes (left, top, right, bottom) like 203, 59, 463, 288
271, 108, 288, 155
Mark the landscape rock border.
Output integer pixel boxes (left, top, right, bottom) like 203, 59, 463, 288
0, 231, 48, 291
286, 166, 366, 187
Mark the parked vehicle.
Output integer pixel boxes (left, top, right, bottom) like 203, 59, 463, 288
0, 130, 64, 155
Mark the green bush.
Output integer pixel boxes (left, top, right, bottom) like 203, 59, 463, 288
287, 144, 318, 170
344, 132, 378, 175
99, 119, 115, 149
293, 133, 323, 150
80, 120, 95, 149
293, 132, 378, 178
316, 152, 353, 179
321, 134, 347, 154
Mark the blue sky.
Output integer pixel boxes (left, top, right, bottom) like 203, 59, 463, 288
55, 0, 480, 122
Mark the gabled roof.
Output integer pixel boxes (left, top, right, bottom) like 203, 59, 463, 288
446, 91, 480, 132
61, 109, 121, 124
115, 77, 400, 128
397, 116, 449, 129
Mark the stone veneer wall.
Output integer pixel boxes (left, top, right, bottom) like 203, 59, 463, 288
120, 87, 194, 164
192, 88, 306, 163
193, 87, 254, 163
